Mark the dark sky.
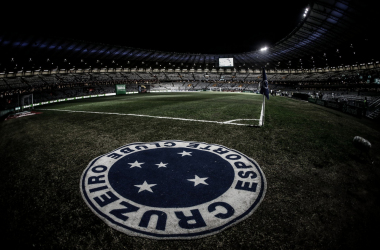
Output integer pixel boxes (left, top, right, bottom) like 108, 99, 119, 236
3, 1, 310, 54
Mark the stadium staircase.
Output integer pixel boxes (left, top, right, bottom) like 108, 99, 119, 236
192, 82, 199, 90
244, 73, 250, 82
135, 72, 143, 79
1, 79, 11, 89
162, 72, 170, 81
191, 73, 196, 81
20, 78, 31, 88
178, 73, 183, 81
149, 72, 159, 82
37, 75, 50, 88
54, 74, 65, 85
120, 72, 129, 81
106, 73, 114, 81
366, 97, 380, 120
367, 109, 380, 120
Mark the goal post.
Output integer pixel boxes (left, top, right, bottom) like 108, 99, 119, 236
209, 87, 222, 92
20, 93, 33, 111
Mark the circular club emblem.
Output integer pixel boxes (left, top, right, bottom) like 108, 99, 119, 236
80, 140, 266, 239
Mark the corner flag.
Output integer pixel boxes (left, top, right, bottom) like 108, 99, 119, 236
260, 67, 270, 100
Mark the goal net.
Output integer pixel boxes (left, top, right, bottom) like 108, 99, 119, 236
209, 87, 222, 92
20, 94, 33, 111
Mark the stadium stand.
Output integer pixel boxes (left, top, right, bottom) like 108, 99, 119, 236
0, 0, 379, 119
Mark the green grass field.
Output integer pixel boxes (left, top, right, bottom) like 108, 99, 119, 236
1, 92, 379, 249
39, 92, 264, 125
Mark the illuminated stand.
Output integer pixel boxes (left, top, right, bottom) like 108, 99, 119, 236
211, 58, 234, 92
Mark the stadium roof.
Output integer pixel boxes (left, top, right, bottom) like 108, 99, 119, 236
0, 0, 377, 72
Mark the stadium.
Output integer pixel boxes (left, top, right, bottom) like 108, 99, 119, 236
1, 0, 379, 249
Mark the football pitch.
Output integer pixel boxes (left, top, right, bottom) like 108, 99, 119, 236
1, 92, 379, 249
39, 92, 264, 126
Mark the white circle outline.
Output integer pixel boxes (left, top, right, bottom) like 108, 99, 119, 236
80, 140, 267, 240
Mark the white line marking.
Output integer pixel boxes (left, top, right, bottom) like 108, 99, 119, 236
38, 109, 261, 126
259, 101, 264, 126
224, 119, 260, 123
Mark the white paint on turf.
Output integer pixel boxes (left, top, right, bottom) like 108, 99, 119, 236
38, 109, 263, 126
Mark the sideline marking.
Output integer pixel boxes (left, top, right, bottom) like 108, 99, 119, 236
38, 109, 262, 126
224, 119, 260, 123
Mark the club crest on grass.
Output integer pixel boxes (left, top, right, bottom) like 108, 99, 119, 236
80, 140, 267, 239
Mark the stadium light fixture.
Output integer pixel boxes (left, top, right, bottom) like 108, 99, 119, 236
260, 47, 268, 51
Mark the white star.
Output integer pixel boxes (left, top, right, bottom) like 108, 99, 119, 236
155, 162, 168, 168
178, 151, 192, 157
188, 175, 208, 186
134, 181, 157, 193
128, 160, 144, 168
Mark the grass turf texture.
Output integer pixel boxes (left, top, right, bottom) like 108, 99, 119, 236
39, 92, 263, 125
1, 92, 379, 249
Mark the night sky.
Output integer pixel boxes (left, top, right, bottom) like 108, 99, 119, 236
3, 1, 309, 54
